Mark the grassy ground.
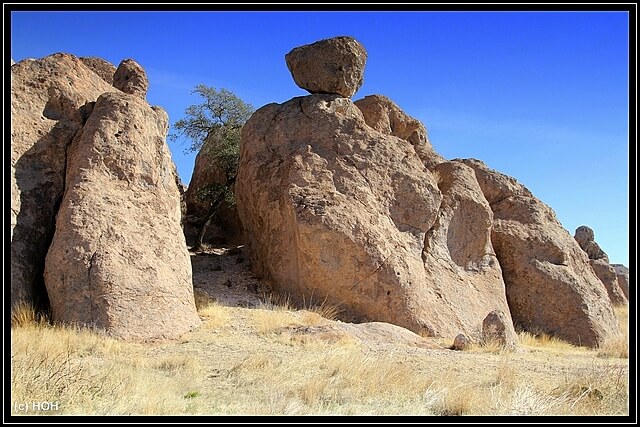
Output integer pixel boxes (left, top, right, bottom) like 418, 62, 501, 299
10, 299, 629, 416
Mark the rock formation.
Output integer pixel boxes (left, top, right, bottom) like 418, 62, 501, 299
79, 57, 117, 85
11, 53, 114, 310
237, 37, 514, 341
574, 226, 627, 305
113, 58, 149, 99
482, 310, 517, 348
12, 53, 199, 339
462, 159, 619, 347
236, 35, 621, 347
612, 264, 629, 300
285, 36, 367, 98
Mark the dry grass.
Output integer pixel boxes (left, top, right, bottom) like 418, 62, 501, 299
597, 304, 629, 359
193, 289, 230, 330
10, 301, 629, 416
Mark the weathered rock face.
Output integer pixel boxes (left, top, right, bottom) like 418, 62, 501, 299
482, 310, 517, 348
285, 36, 367, 98
113, 59, 149, 99
574, 226, 627, 305
612, 264, 629, 300
354, 94, 444, 169
11, 53, 114, 310
79, 57, 116, 85
462, 159, 619, 347
589, 259, 627, 305
575, 225, 608, 261
236, 94, 513, 340
44, 91, 200, 340
452, 333, 470, 351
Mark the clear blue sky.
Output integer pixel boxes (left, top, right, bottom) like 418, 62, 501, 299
10, 11, 630, 266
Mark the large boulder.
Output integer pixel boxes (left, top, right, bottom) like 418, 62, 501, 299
285, 36, 367, 98
462, 159, 620, 347
113, 59, 149, 99
574, 226, 627, 305
236, 94, 513, 339
11, 53, 114, 311
44, 91, 200, 340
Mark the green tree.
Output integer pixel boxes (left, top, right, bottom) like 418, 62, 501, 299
170, 85, 254, 250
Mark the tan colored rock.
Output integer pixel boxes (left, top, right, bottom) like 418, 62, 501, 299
44, 91, 200, 340
80, 57, 116, 85
462, 159, 620, 347
354, 94, 444, 169
236, 94, 512, 340
285, 36, 367, 97
573, 226, 626, 305
482, 310, 517, 348
574, 225, 608, 261
452, 333, 470, 350
113, 58, 148, 98
612, 264, 629, 300
11, 53, 114, 310
590, 259, 627, 305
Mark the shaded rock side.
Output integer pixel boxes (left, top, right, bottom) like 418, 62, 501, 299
183, 138, 243, 244
612, 264, 629, 300
462, 159, 620, 347
285, 36, 367, 98
44, 91, 200, 340
590, 259, 627, 305
482, 310, 517, 348
11, 53, 115, 310
574, 226, 626, 305
236, 94, 513, 339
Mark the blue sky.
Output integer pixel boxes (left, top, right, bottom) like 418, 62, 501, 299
10, 11, 629, 265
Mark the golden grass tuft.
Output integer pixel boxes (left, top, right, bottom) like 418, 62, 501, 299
597, 304, 628, 359
516, 330, 580, 352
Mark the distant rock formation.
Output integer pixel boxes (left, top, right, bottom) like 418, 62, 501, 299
183, 138, 243, 245
462, 159, 619, 347
285, 36, 367, 98
612, 264, 629, 300
236, 36, 620, 347
574, 226, 627, 305
11, 54, 199, 339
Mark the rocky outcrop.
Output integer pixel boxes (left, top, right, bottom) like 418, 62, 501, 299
12, 52, 199, 339
482, 310, 517, 348
354, 94, 444, 169
574, 226, 627, 305
574, 226, 608, 261
285, 36, 367, 98
236, 93, 514, 340
79, 57, 116, 85
113, 59, 149, 99
44, 91, 200, 340
612, 264, 629, 300
11, 53, 114, 310
462, 159, 619, 347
